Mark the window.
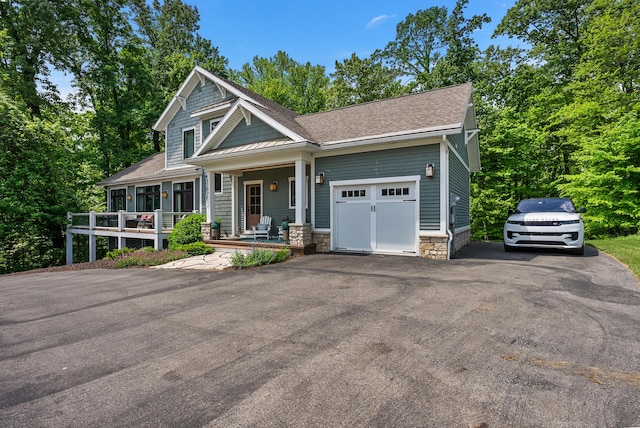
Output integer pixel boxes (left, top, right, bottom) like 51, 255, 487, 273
110, 188, 126, 211
214, 173, 223, 194
183, 128, 195, 159
288, 176, 309, 209
136, 185, 160, 211
341, 189, 367, 198
173, 182, 193, 212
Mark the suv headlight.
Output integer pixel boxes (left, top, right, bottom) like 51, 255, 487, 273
560, 219, 581, 224
507, 220, 524, 225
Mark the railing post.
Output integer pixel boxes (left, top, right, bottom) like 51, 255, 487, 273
154, 209, 162, 250
89, 211, 96, 230
66, 231, 73, 265
66, 212, 72, 230
118, 210, 125, 231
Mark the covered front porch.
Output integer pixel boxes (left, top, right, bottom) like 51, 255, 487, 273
198, 148, 317, 252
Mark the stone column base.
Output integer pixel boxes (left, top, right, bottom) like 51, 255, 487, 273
201, 222, 212, 241
289, 223, 313, 247
312, 231, 331, 253
419, 235, 448, 259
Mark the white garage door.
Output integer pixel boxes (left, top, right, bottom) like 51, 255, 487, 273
333, 179, 418, 255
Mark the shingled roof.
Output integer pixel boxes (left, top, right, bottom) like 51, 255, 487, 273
295, 82, 473, 144
99, 152, 199, 186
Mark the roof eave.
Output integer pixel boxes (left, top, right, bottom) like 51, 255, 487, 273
187, 141, 320, 165
319, 124, 463, 150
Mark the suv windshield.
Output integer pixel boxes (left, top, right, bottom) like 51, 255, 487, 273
516, 198, 576, 213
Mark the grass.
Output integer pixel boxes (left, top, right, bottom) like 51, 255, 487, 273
586, 235, 640, 280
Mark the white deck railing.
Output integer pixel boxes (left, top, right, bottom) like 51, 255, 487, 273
65, 210, 199, 264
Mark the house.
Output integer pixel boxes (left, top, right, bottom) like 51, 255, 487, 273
66, 66, 480, 262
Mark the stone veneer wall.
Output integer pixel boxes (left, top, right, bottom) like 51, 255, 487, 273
201, 222, 212, 241
312, 231, 331, 253
454, 229, 471, 252
289, 223, 313, 247
419, 235, 448, 259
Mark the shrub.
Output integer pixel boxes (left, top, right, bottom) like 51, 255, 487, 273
172, 241, 215, 256
168, 213, 206, 249
113, 248, 188, 268
231, 248, 289, 269
105, 247, 135, 260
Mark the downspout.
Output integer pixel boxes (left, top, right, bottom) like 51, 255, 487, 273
443, 135, 453, 260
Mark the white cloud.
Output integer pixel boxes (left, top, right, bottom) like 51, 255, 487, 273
366, 14, 391, 29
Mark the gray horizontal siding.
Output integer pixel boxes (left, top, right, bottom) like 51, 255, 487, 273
166, 81, 234, 169
238, 166, 310, 232
214, 174, 232, 236
449, 152, 470, 228
218, 117, 285, 150
448, 132, 468, 165
315, 144, 441, 230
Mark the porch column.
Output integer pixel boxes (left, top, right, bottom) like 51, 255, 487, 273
206, 171, 216, 223
294, 159, 306, 224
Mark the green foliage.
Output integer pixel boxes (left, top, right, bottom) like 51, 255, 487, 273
0, 93, 79, 273
233, 51, 329, 114
587, 235, 640, 280
113, 248, 189, 268
168, 214, 206, 248
171, 242, 215, 256
105, 247, 136, 260
377, 0, 489, 90
231, 249, 289, 269
328, 53, 407, 109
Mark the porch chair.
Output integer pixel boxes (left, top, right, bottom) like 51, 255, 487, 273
252, 215, 272, 240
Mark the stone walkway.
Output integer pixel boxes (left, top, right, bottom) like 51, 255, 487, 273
151, 248, 248, 270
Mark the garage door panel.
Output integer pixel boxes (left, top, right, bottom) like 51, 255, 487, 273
375, 201, 416, 252
335, 202, 371, 251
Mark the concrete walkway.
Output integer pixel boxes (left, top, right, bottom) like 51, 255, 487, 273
151, 248, 247, 270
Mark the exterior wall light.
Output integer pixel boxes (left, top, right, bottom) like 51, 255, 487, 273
269, 181, 278, 191
161, 190, 169, 198
126, 194, 132, 201
425, 164, 435, 177
315, 172, 325, 184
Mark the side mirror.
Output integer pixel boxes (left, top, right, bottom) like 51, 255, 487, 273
578, 207, 586, 213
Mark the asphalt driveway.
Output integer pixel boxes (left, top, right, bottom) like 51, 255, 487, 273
1, 242, 639, 427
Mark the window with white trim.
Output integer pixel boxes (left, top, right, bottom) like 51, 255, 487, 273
183, 127, 195, 159
288, 176, 309, 209
214, 173, 223, 194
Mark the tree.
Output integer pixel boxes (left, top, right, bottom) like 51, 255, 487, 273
327, 53, 407, 109
494, 0, 592, 82
377, 0, 489, 90
234, 51, 329, 114
0, 0, 81, 116
0, 93, 80, 273
555, 0, 640, 236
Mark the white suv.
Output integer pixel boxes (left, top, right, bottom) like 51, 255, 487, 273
504, 198, 586, 255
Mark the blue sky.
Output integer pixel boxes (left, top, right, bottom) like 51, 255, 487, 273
193, 0, 518, 72
54, 0, 518, 97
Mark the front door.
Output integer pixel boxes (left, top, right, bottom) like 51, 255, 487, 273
245, 183, 262, 229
